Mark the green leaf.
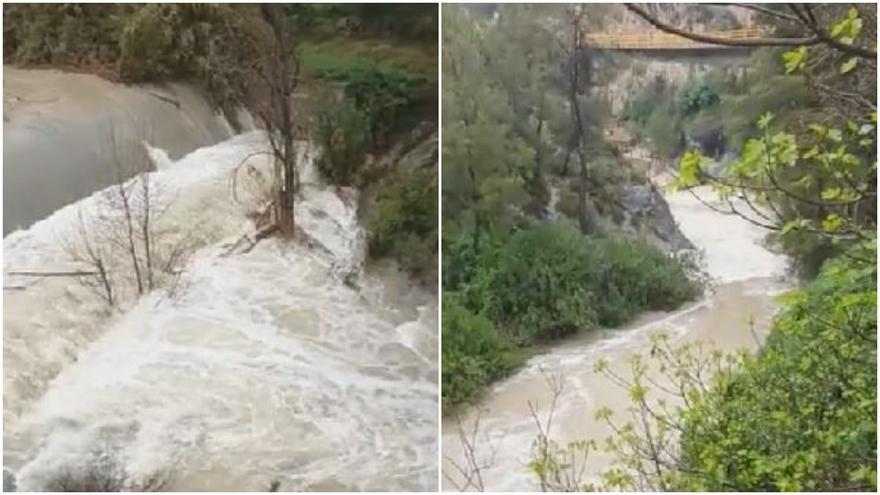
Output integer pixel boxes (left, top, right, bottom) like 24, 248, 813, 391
781, 218, 806, 236
629, 384, 647, 402
822, 213, 842, 232
821, 188, 842, 201
678, 150, 703, 187
840, 57, 858, 74
782, 46, 808, 73
757, 112, 775, 130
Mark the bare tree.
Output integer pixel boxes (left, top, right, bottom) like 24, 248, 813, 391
45, 450, 168, 492
60, 209, 116, 306
104, 127, 148, 296
57, 127, 200, 308
443, 409, 498, 492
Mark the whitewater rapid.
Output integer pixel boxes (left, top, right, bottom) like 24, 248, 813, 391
441, 185, 790, 491
4, 132, 438, 491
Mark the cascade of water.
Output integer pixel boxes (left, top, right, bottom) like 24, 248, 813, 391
5, 132, 438, 491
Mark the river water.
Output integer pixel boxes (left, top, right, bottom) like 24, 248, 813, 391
441, 183, 790, 491
4, 131, 439, 491
3, 67, 239, 235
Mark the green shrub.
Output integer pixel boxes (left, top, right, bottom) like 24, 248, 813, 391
590, 237, 701, 325
484, 223, 600, 342
679, 81, 720, 116
442, 296, 523, 409
481, 223, 699, 343
366, 165, 437, 282
320, 63, 427, 148
313, 99, 372, 186
3, 4, 122, 66
673, 243, 877, 491
441, 229, 478, 292
645, 107, 684, 158
441, 223, 699, 408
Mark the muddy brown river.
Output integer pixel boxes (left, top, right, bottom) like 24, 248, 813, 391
442, 184, 790, 491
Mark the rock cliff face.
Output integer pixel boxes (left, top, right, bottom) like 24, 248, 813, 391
618, 183, 694, 251
544, 176, 694, 254
604, 3, 753, 32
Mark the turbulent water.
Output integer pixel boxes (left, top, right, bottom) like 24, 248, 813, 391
4, 132, 438, 491
441, 183, 790, 491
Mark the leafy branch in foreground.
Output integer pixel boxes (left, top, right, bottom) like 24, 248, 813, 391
528, 369, 597, 492
669, 5, 876, 275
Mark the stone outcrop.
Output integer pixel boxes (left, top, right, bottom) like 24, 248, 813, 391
618, 183, 694, 251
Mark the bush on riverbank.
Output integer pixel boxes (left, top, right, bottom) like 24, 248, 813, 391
442, 222, 700, 407
313, 99, 372, 186
316, 63, 429, 150
366, 161, 438, 285
310, 63, 429, 187
587, 241, 876, 492
442, 297, 523, 410
672, 242, 876, 491
677, 244, 877, 491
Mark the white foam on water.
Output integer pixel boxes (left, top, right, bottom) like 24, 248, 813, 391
665, 185, 788, 283
5, 132, 438, 491
4, 131, 268, 277
142, 141, 174, 171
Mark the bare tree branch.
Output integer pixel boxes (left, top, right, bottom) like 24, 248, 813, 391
624, 3, 819, 47
707, 3, 801, 23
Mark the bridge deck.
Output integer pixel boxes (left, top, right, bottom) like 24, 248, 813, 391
581, 27, 763, 50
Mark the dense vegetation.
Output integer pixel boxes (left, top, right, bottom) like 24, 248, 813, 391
366, 162, 438, 283
443, 222, 698, 408
673, 243, 876, 491
441, 5, 700, 409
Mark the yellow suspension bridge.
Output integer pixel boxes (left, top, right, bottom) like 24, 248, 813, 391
581, 27, 765, 50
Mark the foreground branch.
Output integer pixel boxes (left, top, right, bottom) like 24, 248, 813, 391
623, 3, 819, 47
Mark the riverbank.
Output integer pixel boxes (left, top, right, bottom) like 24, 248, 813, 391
441, 185, 790, 491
